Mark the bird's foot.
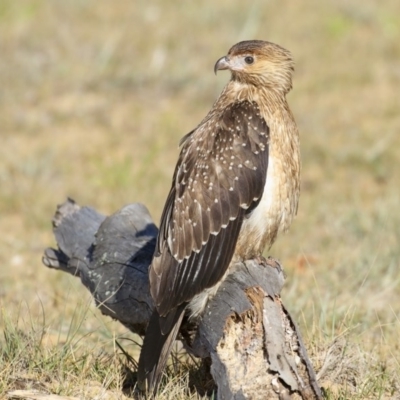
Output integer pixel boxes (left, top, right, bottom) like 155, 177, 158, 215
254, 254, 268, 266
255, 255, 284, 274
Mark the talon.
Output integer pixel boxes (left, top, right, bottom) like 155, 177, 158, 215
255, 256, 284, 274
266, 256, 282, 270
255, 255, 268, 266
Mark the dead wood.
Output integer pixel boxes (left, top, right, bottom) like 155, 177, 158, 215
42, 198, 322, 399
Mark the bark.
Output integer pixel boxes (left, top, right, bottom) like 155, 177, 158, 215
42, 199, 322, 400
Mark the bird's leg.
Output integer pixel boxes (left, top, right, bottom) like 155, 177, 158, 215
255, 255, 284, 274
254, 254, 268, 266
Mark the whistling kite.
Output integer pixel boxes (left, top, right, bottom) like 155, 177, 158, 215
138, 40, 300, 394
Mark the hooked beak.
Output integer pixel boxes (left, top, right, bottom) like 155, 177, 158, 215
214, 56, 230, 75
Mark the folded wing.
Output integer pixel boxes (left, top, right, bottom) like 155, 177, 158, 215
150, 100, 270, 318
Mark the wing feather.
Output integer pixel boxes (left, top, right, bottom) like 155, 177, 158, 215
210, 197, 222, 234
149, 100, 270, 316
190, 200, 204, 252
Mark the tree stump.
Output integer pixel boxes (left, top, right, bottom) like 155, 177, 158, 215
42, 199, 322, 399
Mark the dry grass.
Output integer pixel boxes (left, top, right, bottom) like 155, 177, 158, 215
1, 0, 400, 398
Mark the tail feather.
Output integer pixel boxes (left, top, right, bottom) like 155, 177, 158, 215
137, 305, 186, 395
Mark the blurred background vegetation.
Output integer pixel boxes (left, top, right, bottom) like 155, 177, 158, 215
0, 0, 399, 398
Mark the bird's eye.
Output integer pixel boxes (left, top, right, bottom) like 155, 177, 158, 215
244, 56, 254, 64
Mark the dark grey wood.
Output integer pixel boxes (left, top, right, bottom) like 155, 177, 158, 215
191, 261, 321, 399
43, 199, 156, 334
42, 199, 322, 399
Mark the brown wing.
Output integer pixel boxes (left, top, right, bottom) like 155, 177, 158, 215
149, 100, 270, 318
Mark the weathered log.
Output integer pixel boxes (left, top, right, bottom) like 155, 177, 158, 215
42, 199, 322, 399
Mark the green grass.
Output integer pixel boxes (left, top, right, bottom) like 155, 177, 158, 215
0, 304, 123, 397
1, 0, 400, 398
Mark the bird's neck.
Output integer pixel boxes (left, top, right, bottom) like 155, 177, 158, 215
220, 80, 289, 114
221, 79, 299, 167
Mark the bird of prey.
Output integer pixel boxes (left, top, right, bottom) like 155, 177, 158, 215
137, 40, 300, 394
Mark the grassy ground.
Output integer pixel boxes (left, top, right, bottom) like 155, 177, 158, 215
1, 0, 400, 398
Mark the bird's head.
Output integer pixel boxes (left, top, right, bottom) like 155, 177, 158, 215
214, 40, 294, 94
